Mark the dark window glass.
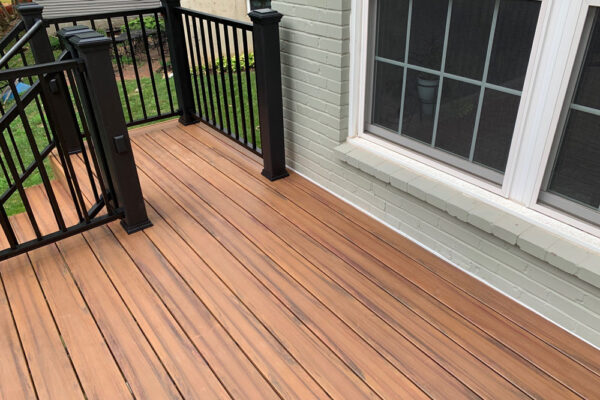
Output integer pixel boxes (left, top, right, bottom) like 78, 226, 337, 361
473, 90, 520, 172
549, 110, 600, 208
573, 14, 600, 110
369, 0, 540, 180
249, 0, 271, 10
375, 0, 409, 62
545, 9, 600, 215
407, 0, 448, 71
372, 61, 404, 131
487, 0, 540, 90
435, 79, 480, 158
402, 69, 436, 144
445, 0, 495, 80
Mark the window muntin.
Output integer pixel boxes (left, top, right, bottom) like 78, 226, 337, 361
540, 8, 600, 224
368, 0, 541, 183
249, 0, 271, 10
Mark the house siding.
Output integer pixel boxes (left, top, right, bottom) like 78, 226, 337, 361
272, 0, 600, 347
38, 0, 161, 19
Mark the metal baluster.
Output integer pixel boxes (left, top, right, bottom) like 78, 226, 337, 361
71, 64, 113, 214
18, 48, 52, 143
207, 20, 223, 129
123, 15, 147, 120
192, 16, 209, 121
242, 29, 257, 149
9, 80, 67, 231
215, 22, 231, 134
199, 17, 216, 125
0, 153, 11, 186
233, 27, 248, 145
139, 12, 161, 116
0, 102, 26, 172
224, 25, 239, 140
184, 14, 202, 117
0, 111, 41, 238
154, 11, 175, 114
66, 69, 99, 203
107, 17, 134, 122
0, 206, 18, 248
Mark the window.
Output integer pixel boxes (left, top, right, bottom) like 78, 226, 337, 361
366, 0, 541, 184
248, 0, 271, 10
539, 7, 600, 225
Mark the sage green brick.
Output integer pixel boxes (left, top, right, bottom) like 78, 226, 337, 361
389, 168, 420, 192
545, 241, 590, 275
468, 204, 506, 234
492, 215, 533, 245
517, 226, 560, 260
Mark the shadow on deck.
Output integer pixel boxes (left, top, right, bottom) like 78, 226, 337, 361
1, 120, 599, 399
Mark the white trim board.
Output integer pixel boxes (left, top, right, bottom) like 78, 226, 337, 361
347, 0, 600, 240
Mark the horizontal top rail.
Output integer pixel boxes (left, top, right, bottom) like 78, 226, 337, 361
0, 58, 81, 80
177, 6, 253, 30
0, 20, 26, 53
44, 6, 166, 25
0, 19, 44, 69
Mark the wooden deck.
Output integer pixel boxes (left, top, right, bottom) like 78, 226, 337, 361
1, 121, 600, 399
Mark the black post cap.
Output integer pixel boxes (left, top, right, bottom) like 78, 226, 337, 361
249, 9, 283, 24
15, 2, 43, 16
69, 31, 111, 50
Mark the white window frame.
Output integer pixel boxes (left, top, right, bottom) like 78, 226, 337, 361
348, 0, 600, 237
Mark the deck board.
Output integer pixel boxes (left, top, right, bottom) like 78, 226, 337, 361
10, 213, 132, 400
2, 121, 599, 399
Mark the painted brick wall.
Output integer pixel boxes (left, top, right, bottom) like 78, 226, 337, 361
271, 0, 600, 347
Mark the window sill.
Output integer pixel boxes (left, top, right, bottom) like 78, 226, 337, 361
335, 138, 600, 290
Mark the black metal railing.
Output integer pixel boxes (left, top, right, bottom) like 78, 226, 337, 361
179, 8, 259, 152
0, 4, 150, 261
0, 1, 287, 258
44, 1, 288, 180
45, 7, 179, 127
164, 1, 287, 180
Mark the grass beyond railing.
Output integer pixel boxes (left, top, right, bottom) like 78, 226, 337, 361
0, 70, 256, 215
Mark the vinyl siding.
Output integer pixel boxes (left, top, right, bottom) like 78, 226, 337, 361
38, 0, 161, 19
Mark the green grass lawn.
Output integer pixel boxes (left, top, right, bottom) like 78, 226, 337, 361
1, 69, 258, 216
1, 100, 54, 215
118, 70, 260, 147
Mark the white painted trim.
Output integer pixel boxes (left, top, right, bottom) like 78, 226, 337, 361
500, 0, 553, 198
288, 165, 600, 351
347, 0, 600, 238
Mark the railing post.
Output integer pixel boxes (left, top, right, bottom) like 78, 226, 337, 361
69, 30, 152, 234
17, 2, 82, 154
161, 0, 197, 125
249, 9, 289, 181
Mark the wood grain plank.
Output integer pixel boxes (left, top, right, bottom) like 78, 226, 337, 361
67, 150, 329, 400
289, 170, 600, 377
149, 129, 529, 399
0, 254, 36, 400
82, 225, 233, 400
42, 179, 231, 400
133, 134, 465, 399
29, 194, 183, 400
186, 123, 600, 396
199, 123, 600, 378
129, 151, 381, 400
106, 220, 284, 400
9, 194, 133, 400
0, 217, 84, 400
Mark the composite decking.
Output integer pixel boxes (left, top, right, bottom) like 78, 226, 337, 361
1, 120, 599, 399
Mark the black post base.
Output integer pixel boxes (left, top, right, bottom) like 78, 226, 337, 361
121, 218, 153, 235
262, 169, 290, 182
178, 113, 200, 126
